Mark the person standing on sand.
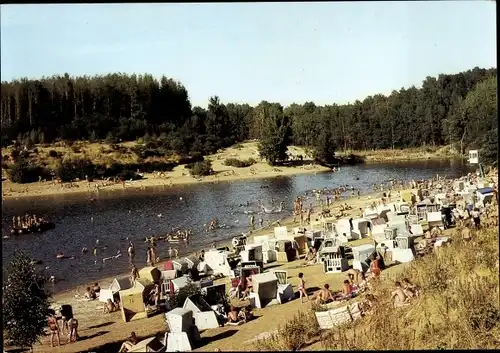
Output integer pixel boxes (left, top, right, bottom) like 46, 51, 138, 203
369, 254, 381, 280
168, 247, 174, 259
297, 273, 309, 303
48, 312, 61, 347
306, 205, 312, 224
259, 218, 263, 228
249, 214, 255, 231
130, 264, 140, 285
67, 317, 79, 342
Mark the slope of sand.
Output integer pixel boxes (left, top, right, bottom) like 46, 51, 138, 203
2, 142, 330, 200
30, 189, 407, 353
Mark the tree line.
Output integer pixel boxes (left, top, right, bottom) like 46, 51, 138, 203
1, 66, 497, 166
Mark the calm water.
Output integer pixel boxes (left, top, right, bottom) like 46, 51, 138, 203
2, 160, 470, 292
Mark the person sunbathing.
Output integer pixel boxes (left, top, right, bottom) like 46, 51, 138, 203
345, 269, 363, 286
93, 282, 101, 294
238, 305, 254, 322
430, 226, 442, 238
369, 255, 381, 280
313, 284, 335, 304
391, 281, 410, 308
242, 275, 253, 299
360, 294, 377, 315
402, 278, 420, 298
342, 280, 354, 296
84, 286, 97, 300
227, 306, 242, 324
119, 332, 139, 352
304, 248, 317, 265
103, 299, 118, 314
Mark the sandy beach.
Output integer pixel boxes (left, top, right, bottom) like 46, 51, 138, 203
30, 187, 403, 353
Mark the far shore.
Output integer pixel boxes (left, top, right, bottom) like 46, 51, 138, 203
2, 141, 461, 201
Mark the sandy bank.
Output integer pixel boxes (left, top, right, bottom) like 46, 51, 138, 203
2, 142, 330, 201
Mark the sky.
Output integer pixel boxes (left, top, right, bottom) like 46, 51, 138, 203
0, 2, 496, 108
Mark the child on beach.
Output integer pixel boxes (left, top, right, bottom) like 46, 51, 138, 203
297, 273, 309, 303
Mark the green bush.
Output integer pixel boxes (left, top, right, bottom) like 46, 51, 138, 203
55, 158, 96, 182
189, 160, 213, 176
223, 157, 257, 168
7, 159, 50, 184
117, 170, 142, 181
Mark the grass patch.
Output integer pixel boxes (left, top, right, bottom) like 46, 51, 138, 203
254, 310, 320, 351
223, 157, 257, 168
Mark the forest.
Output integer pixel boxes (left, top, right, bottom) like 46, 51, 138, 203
1, 66, 497, 169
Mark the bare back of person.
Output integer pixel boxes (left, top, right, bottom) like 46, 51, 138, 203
392, 288, 409, 307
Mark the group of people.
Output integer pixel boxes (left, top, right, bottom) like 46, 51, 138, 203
390, 278, 420, 307
10, 213, 51, 234
47, 312, 79, 347
83, 282, 101, 300
299, 268, 370, 305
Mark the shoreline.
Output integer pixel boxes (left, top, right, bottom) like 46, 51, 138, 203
1, 165, 331, 202
50, 187, 391, 300
1, 141, 462, 202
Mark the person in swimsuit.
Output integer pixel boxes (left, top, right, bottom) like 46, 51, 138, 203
297, 273, 309, 303
402, 278, 420, 298
48, 312, 61, 347
313, 284, 335, 304
146, 247, 153, 266
130, 264, 140, 285
67, 317, 79, 342
119, 331, 139, 352
227, 306, 241, 324
84, 286, 97, 300
369, 255, 381, 280
242, 275, 253, 299
103, 299, 118, 313
127, 241, 135, 262
345, 269, 363, 286
391, 281, 410, 308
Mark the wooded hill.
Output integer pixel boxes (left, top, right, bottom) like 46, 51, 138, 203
1, 67, 497, 165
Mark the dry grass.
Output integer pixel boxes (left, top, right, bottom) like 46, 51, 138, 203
338, 145, 461, 162
254, 310, 321, 351
254, 223, 499, 351
318, 225, 500, 350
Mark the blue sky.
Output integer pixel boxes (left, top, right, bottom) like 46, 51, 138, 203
1, 2, 496, 108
